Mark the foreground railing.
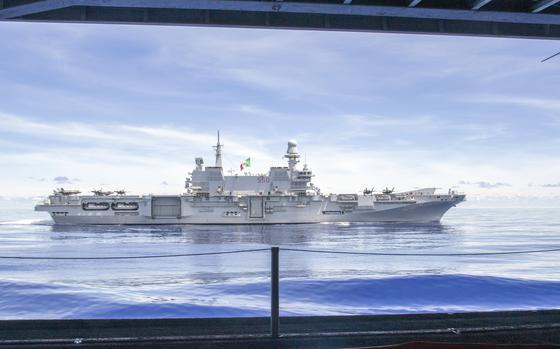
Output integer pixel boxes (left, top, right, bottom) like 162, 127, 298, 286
2, 245, 560, 338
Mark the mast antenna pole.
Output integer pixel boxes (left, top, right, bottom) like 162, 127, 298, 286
214, 130, 223, 167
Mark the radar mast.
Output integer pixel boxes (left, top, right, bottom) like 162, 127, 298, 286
284, 140, 300, 170
213, 130, 223, 168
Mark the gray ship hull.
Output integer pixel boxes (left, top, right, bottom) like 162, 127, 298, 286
36, 195, 462, 225
325, 199, 461, 223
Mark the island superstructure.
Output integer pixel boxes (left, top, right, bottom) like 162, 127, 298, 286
35, 135, 465, 224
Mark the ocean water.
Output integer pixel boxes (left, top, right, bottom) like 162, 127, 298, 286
0, 206, 559, 319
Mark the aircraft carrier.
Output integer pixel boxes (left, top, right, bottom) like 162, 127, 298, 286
35, 134, 465, 224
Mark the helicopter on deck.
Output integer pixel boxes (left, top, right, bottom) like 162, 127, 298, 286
53, 188, 81, 196
381, 187, 395, 195
91, 189, 114, 196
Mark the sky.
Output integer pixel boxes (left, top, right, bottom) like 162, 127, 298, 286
1, 21, 560, 206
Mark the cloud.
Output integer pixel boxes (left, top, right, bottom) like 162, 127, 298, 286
477, 182, 511, 189
542, 183, 560, 188
53, 176, 71, 184
27, 176, 45, 182
2, 24, 560, 198
0, 113, 274, 163
2, 111, 560, 198
343, 114, 434, 128
53, 176, 79, 184
458, 181, 511, 188
459, 95, 560, 113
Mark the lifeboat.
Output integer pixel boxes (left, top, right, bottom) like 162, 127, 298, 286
111, 202, 139, 211
82, 202, 110, 211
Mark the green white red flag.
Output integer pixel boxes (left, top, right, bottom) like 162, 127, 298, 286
240, 158, 251, 171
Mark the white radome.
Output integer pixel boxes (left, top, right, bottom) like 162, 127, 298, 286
286, 140, 298, 154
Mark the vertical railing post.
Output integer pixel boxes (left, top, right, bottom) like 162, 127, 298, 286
270, 246, 280, 338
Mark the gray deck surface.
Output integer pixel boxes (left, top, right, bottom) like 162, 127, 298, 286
1, 310, 560, 348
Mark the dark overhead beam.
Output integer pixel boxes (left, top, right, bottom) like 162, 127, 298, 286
3, 0, 560, 25
1, 0, 560, 40
533, 0, 560, 13
408, 0, 422, 7
0, 0, 65, 19
471, 0, 493, 10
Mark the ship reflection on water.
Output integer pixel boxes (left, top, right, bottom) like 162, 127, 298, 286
44, 221, 460, 285
48, 221, 456, 248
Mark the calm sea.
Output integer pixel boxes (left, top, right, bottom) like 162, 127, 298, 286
0, 206, 559, 319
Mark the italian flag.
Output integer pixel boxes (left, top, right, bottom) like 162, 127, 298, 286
240, 158, 251, 171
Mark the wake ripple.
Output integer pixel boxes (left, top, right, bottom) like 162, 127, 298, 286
0, 219, 51, 225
